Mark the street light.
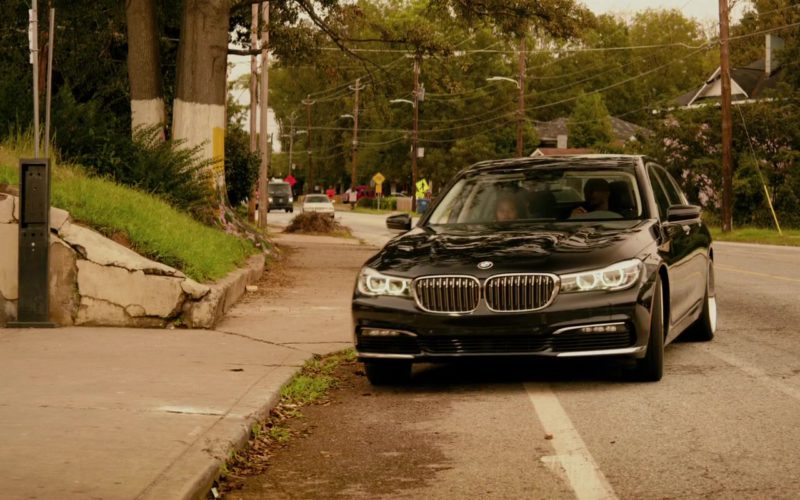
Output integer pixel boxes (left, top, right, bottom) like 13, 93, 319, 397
487, 75, 525, 156
486, 76, 520, 89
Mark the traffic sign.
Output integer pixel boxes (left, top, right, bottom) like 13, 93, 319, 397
372, 172, 385, 185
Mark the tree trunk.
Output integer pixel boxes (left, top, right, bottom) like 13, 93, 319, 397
173, 0, 230, 193
125, 0, 165, 138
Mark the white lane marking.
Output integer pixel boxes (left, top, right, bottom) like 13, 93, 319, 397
524, 383, 617, 500
702, 346, 800, 402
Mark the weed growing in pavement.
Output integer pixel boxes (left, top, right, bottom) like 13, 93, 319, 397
213, 349, 358, 495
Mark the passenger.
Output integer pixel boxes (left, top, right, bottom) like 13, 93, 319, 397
571, 178, 610, 217
495, 192, 523, 222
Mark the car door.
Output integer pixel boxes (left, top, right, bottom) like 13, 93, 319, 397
647, 163, 696, 329
656, 166, 709, 322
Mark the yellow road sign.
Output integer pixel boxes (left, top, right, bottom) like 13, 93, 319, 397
372, 172, 385, 185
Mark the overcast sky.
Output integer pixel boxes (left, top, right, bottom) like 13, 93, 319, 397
580, 0, 747, 24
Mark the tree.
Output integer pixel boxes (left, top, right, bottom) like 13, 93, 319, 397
126, 0, 166, 138
568, 93, 613, 147
173, 0, 231, 195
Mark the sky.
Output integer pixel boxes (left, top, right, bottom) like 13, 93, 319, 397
580, 0, 747, 24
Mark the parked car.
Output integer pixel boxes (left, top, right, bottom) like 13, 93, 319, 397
268, 181, 294, 213
302, 194, 335, 217
352, 155, 715, 384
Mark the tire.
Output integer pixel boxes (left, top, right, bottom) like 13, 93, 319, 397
686, 260, 716, 342
285, 208, 290, 213
364, 360, 412, 385
290, 208, 294, 213
636, 276, 665, 382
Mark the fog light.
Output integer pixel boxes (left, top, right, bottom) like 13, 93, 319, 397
360, 328, 415, 337
579, 324, 626, 334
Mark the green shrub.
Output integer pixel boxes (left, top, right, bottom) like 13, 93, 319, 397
225, 125, 259, 206
355, 196, 396, 210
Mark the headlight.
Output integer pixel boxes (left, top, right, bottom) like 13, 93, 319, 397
560, 259, 642, 293
268, 196, 273, 203
357, 267, 412, 297
289, 196, 294, 202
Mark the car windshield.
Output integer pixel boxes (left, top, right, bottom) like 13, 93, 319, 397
305, 195, 330, 203
427, 165, 643, 225
268, 183, 292, 195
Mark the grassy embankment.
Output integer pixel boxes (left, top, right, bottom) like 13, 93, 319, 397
709, 226, 800, 247
0, 138, 257, 282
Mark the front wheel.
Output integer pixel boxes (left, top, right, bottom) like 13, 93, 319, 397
364, 360, 412, 385
636, 277, 665, 382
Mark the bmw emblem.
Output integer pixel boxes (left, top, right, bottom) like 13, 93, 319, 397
477, 261, 494, 270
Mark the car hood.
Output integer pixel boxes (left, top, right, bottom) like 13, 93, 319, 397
366, 220, 657, 277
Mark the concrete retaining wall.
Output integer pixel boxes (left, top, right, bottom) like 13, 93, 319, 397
0, 193, 264, 329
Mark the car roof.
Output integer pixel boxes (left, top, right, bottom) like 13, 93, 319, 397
464, 154, 646, 175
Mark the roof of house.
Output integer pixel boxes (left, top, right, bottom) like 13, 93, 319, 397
535, 117, 651, 143
674, 58, 785, 107
530, 147, 595, 156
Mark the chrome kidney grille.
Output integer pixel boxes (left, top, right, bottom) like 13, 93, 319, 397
484, 274, 559, 312
413, 274, 559, 313
413, 276, 481, 313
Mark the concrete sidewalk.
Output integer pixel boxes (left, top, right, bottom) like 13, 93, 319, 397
0, 233, 377, 500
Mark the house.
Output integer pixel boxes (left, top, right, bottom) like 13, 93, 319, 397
530, 147, 595, 157
534, 116, 651, 149
674, 35, 785, 108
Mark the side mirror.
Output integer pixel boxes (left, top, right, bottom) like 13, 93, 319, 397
666, 204, 701, 223
386, 213, 412, 232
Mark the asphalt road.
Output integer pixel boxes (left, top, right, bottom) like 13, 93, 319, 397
254, 209, 800, 499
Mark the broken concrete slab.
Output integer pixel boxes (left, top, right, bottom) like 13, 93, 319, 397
49, 237, 78, 326
0, 223, 18, 301
76, 260, 184, 319
0, 194, 14, 223
60, 222, 185, 278
181, 279, 211, 301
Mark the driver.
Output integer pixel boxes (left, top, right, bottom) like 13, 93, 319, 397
571, 178, 610, 216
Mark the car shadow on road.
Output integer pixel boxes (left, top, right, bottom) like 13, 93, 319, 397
394, 357, 641, 391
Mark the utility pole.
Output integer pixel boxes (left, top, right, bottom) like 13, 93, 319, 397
719, 0, 733, 232
412, 57, 420, 212
287, 119, 295, 172
349, 78, 363, 189
302, 95, 315, 193
44, 7, 55, 158
247, 2, 259, 222
258, 1, 269, 229
517, 37, 526, 157
29, 0, 40, 157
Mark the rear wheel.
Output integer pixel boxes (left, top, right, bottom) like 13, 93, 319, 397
686, 260, 716, 341
636, 277, 665, 382
364, 360, 412, 385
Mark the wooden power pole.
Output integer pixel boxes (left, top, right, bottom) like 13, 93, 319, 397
719, 0, 733, 232
302, 95, 315, 193
349, 78, 363, 189
412, 57, 420, 212
517, 37, 526, 157
258, 1, 270, 229
247, 3, 259, 222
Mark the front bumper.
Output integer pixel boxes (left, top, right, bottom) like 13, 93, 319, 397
352, 283, 654, 362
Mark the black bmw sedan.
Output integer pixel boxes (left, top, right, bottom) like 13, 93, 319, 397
352, 155, 716, 384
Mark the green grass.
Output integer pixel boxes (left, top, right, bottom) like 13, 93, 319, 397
1, 144, 257, 282
351, 206, 415, 216
279, 350, 355, 406
709, 227, 800, 247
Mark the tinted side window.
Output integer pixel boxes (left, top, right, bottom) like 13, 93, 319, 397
654, 166, 686, 205
647, 166, 671, 219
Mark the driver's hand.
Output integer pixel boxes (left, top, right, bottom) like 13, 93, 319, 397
571, 206, 587, 216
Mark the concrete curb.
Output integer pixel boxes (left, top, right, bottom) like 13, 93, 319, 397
184, 254, 266, 329
139, 365, 301, 500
